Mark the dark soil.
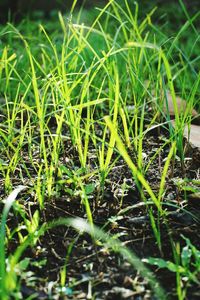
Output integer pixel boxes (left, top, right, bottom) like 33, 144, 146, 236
2, 123, 200, 300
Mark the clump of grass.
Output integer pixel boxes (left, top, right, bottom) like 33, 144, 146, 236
0, 0, 199, 299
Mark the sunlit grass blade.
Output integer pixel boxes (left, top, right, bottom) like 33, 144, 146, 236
158, 141, 176, 203
0, 186, 27, 299
104, 116, 162, 213
47, 217, 166, 299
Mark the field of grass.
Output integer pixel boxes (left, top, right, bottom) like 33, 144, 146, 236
0, 0, 200, 299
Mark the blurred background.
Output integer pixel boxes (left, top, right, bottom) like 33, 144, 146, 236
0, 0, 106, 23
0, 0, 199, 24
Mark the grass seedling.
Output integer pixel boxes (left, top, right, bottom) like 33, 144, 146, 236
144, 235, 200, 300
105, 115, 177, 251
0, 186, 27, 299
105, 115, 162, 213
0, 1, 199, 298
47, 217, 167, 300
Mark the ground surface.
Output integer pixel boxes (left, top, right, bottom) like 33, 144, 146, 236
0, 1, 200, 299
3, 126, 200, 300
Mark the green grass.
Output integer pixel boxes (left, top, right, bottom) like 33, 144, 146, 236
0, 0, 200, 299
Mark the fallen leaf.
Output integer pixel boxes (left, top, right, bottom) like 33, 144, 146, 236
171, 120, 200, 149
163, 90, 198, 120
145, 80, 200, 123
183, 124, 200, 148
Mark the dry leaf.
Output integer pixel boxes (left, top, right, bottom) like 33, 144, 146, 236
183, 124, 200, 148
145, 80, 200, 123
171, 120, 200, 149
163, 91, 199, 122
